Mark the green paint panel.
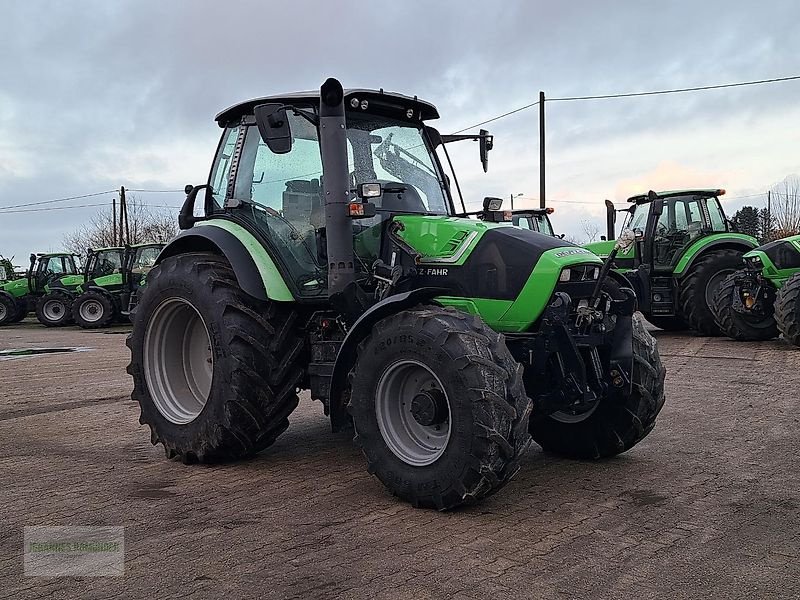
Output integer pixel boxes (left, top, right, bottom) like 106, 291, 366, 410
672, 233, 758, 276
744, 234, 800, 288
584, 239, 636, 261
0, 277, 31, 298
392, 215, 511, 265
435, 297, 514, 327
195, 220, 294, 301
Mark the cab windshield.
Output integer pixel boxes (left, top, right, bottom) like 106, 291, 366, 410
217, 110, 450, 296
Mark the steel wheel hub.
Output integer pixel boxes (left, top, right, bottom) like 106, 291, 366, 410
375, 360, 451, 467
143, 298, 213, 425
43, 300, 64, 321
79, 300, 104, 323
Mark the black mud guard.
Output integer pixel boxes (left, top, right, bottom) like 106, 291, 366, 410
156, 227, 267, 301
328, 287, 447, 431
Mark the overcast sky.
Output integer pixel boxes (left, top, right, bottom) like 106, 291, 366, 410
1, 0, 799, 262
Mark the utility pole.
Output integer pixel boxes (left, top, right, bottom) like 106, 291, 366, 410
112, 195, 117, 246
539, 91, 546, 209
119, 186, 130, 246
767, 190, 772, 242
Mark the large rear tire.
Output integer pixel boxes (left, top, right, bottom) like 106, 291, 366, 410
72, 290, 116, 329
711, 270, 778, 341
35, 291, 73, 327
775, 272, 800, 347
677, 249, 744, 336
127, 252, 304, 463
348, 306, 533, 510
529, 313, 666, 459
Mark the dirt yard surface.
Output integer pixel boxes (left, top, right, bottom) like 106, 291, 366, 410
1, 319, 798, 599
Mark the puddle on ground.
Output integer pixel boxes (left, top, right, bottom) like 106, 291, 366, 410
0, 347, 92, 360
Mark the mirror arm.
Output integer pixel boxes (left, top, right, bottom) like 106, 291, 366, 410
179, 184, 212, 230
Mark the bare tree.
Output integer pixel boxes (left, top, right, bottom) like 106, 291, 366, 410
580, 219, 601, 244
63, 193, 178, 256
770, 175, 800, 239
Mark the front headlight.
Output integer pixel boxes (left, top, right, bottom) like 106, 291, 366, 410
559, 268, 571, 282
746, 256, 763, 269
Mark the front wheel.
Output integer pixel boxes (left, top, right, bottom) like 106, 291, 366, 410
529, 313, 666, 459
711, 270, 778, 341
127, 252, 304, 463
35, 292, 73, 327
0, 294, 19, 326
348, 306, 532, 510
775, 272, 800, 347
73, 290, 116, 329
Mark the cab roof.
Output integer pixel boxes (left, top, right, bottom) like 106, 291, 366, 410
627, 189, 725, 204
215, 88, 439, 126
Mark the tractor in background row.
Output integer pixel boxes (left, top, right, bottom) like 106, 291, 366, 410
0, 253, 81, 326
585, 190, 758, 335
711, 234, 800, 345
127, 78, 666, 511
0, 256, 16, 283
71, 243, 164, 328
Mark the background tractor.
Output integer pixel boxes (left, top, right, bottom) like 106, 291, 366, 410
510, 207, 557, 236
586, 190, 758, 335
0, 256, 16, 283
711, 234, 800, 345
71, 243, 164, 328
0, 252, 81, 326
127, 78, 666, 510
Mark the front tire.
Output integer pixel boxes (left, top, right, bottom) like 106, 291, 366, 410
35, 291, 73, 327
678, 249, 744, 336
348, 306, 532, 510
127, 252, 304, 463
73, 290, 116, 329
775, 272, 800, 347
529, 313, 666, 459
711, 270, 778, 341
0, 294, 18, 326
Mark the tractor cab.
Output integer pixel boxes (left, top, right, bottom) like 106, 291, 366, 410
0, 257, 14, 283
83, 247, 125, 281
30, 253, 81, 294
511, 208, 556, 237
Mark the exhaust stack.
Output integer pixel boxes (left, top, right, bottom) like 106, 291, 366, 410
604, 199, 616, 241
318, 78, 355, 297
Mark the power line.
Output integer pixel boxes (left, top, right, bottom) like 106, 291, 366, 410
447, 74, 800, 134
0, 190, 116, 211
1, 202, 181, 215
127, 189, 184, 193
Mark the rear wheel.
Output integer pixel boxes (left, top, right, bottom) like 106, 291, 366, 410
646, 315, 688, 331
35, 291, 73, 327
775, 272, 800, 347
73, 290, 116, 329
348, 306, 532, 510
127, 252, 304, 462
529, 313, 666, 459
678, 249, 745, 336
711, 270, 778, 341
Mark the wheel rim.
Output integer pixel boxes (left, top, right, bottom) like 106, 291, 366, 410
79, 299, 104, 323
43, 300, 65, 321
143, 298, 213, 425
705, 269, 735, 308
375, 359, 451, 467
551, 401, 600, 423
0, 304, 7, 322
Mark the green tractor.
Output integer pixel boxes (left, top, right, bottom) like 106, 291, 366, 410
585, 190, 758, 335
127, 78, 666, 510
711, 234, 800, 345
0, 252, 81, 326
510, 207, 557, 236
71, 243, 164, 328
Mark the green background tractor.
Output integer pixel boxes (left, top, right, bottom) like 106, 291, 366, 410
585, 190, 758, 335
0, 256, 16, 284
0, 253, 81, 326
711, 234, 800, 345
127, 78, 666, 510
511, 207, 557, 236
71, 243, 164, 328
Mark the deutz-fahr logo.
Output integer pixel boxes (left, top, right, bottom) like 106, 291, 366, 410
421, 267, 449, 276
554, 248, 592, 258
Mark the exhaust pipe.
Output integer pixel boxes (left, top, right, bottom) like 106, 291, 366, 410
318, 78, 355, 297
604, 199, 616, 241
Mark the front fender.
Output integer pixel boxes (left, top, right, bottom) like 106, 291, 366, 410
328, 287, 447, 431
157, 221, 294, 302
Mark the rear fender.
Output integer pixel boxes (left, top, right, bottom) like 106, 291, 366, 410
673, 235, 757, 277
156, 221, 294, 302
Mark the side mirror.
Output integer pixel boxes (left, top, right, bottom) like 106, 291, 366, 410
254, 103, 293, 154
479, 129, 493, 173
651, 197, 664, 217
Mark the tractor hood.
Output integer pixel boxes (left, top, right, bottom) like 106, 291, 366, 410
0, 277, 30, 297
745, 235, 800, 278
46, 274, 85, 293
392, 215, 601, 330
